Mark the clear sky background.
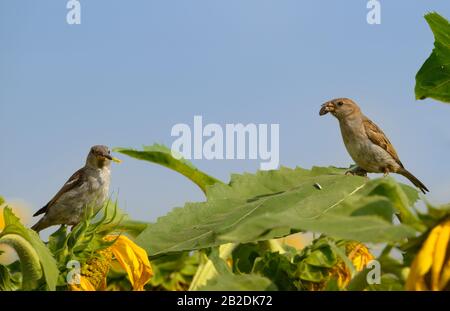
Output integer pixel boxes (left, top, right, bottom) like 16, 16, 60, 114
1, 1, 449, 236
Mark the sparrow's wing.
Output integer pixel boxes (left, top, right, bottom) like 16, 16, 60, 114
33, 168, 86, 217
363, 117, 403, 167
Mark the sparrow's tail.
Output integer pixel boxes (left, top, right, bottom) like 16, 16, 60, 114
398, 168, 429, 194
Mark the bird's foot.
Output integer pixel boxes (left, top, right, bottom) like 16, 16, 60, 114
345, 166, 368, 177
383, 168, 390, 178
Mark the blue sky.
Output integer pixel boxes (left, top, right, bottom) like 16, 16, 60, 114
1, 1, 449, 235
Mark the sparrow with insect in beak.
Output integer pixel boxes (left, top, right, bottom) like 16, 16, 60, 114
31, 145, 122, 232
319, 98, 429, 194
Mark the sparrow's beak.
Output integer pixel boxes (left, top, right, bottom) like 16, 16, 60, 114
319, 102, 335, 116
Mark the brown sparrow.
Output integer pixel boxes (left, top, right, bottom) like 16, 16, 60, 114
320, 98, 429, 194
31, 145, 121, 232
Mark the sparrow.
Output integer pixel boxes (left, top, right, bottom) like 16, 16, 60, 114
31, 145, 121, 232
319, 98, 429, 194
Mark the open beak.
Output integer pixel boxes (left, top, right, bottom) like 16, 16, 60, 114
319, 102, 335, 116
103, 154, 122, 163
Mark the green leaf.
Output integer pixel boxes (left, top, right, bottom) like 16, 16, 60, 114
222, 178, 418, 243
206, 246, 233, 275
252, 252, 297, 290
292, 237, 350, 287
303, 245, 337, 268
0, 207, 59, 290
296, 262, 329, 283
0, 234, 42, 290
415, 12, 450, 103
189, 243, 237, 290
0, 263, 21, 291
232, 243, 265, 274
113, 144, 221, 194
137, 167, 417, 256
199, 273, 277, 291
360, 178, 422, 229
147, 252, 199, 291
48, 225, 68, 259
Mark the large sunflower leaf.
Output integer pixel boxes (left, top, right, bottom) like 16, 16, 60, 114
415, 12, 450, 103
220, 178, 419, 243
137, 167, 417, 256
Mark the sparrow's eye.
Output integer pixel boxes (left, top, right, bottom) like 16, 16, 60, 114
337, 102, 344, 107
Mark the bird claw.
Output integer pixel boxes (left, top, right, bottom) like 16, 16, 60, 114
345, 167, 368, 177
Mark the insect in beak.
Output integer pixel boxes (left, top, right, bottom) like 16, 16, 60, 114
319, 102, 336, 116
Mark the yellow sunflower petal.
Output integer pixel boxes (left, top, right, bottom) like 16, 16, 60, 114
432, 220, 450, 290
70, 276, 97, 291
106, 235, 153, 291
439, 259, 450, 290
406, 224, 443, 291
405, 259, 419, 290
416, 225, 441, 276
80, 277, 97, 291
347, 242, 374, 271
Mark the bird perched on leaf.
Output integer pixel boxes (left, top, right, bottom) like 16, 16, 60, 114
31, 145, 121, 232
319, 98, 429, 194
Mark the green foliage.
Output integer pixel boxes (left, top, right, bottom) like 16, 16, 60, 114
367, 274, 404, 291
199, 273, 277, 291
252, 252, 298, 290
136, 167, 418, 256
114, 144, 221, 194
251, 238, 348, 291
0, 207, 59, 290
0, 263, 21, 291
415, 12, 450, 103
198, 237, 373, 291
1, 141, 435, 291
0, 234, 42, 290
147, 252, 200, 291
232, 243, 266, 274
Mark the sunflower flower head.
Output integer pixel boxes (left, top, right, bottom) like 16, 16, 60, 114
70, 235, 153, 291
